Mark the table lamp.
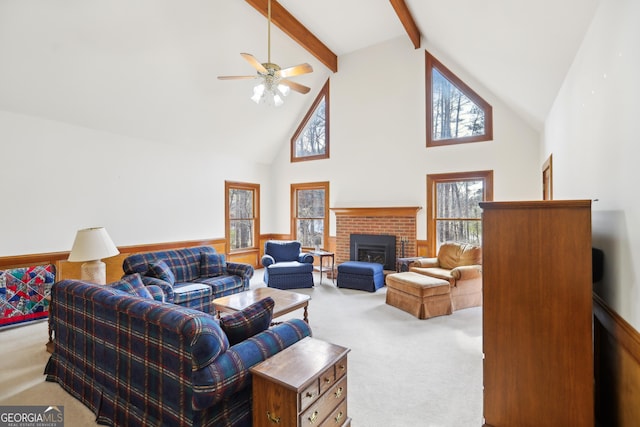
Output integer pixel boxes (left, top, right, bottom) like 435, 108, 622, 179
68, 227, 120, 284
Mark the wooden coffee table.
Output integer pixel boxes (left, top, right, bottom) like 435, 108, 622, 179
213, 287, 311, 323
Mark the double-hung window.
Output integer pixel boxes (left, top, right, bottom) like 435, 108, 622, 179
226, 181, 259, 252
427, 171, 493, 254
291, 182, 329, 249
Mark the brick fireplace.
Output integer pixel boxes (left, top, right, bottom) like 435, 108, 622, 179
331, 207, 421, 269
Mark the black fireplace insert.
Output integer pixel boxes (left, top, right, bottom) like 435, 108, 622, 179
349, 234, 396, 271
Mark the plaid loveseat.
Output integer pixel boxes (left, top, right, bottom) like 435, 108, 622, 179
123, 246, 253, 313
45, 279, 312, 426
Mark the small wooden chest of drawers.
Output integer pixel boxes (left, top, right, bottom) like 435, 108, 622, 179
251, 337, 351, 427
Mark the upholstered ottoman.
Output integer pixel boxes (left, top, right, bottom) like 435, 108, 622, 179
385, 272, 451, 319
337, 261, 385, 292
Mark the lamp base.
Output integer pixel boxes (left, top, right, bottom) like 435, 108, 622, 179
81, 260, 106, 285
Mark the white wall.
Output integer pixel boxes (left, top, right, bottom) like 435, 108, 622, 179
543, 0, 640, 328
0, 110, 270, 256
269, 37, 541, 240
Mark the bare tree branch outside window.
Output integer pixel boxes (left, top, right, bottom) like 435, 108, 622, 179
432, 69, 485, 141
229, 189, 254, 250
435, 180, 483, 249
296, 189, 325, 248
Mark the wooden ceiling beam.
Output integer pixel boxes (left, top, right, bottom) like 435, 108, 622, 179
389, 0, 421, 49
245, 0, 338, 73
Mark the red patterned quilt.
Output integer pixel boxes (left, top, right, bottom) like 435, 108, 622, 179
0, 264, 56, 328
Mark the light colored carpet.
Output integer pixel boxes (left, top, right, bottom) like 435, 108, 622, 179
0, 270, 483, 426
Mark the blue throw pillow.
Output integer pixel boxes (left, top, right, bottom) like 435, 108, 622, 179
147, 260, 176, 285
219, 297, 274, 345
200, 252, 227, 277
110, 273, 153, 299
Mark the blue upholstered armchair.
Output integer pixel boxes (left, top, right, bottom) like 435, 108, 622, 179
261, 241, 315, 289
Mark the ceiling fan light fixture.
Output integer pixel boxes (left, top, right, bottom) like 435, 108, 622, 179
251, 83, 265, 103
251, 80, 288, 107
278, 83, 290, 97
219, 0, 312, 105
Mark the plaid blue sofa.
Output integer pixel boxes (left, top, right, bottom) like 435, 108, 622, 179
45, 279, 312, 427
122, 246, 253, 313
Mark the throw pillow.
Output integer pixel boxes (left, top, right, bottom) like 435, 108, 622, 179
200, 252, 227, 277
219, 297, 275, 346
147, 260, 176, 285
109, 273, 153, 299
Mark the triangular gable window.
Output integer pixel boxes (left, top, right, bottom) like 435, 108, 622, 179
291, 79, 330, 162
426, 51, 493, 147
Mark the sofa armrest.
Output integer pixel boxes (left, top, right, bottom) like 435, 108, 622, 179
225, 262, 254, 280
145, 285, 165, 302
191, 318, 312, 410
451, 265, 482, 280
298, 253, 314, 264
411, 257, 439, 268
261, 254, 275, 268
141, 276, 174, 303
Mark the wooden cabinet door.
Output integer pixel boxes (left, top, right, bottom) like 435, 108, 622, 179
481, 200, 593, 427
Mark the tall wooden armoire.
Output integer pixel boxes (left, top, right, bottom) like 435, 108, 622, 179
479, 200, 593, 427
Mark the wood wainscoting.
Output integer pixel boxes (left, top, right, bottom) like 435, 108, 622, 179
0, 239, 225, 283
593, 293, 640, 426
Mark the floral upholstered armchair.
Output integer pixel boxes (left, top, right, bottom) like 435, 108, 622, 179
409, 242, 483, 310
261, 241, 314, 289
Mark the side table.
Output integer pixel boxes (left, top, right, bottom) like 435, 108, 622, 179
396, 256, 422, 272
251, 337, 351, 427
310, 250, 335, 285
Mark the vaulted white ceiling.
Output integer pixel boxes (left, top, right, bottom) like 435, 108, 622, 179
0, 0, 599, 163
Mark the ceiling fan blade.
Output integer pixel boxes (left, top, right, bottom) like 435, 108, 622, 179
278, 63, 313, 78
217, 75, 256, 80
240, 53, 267, 73
280, 79, 311, 94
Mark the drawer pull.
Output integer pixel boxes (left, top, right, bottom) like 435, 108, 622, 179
334, 387, 343, 399
308, 410, 319, 423
305, 391, 315, 398
324, 377, 331, 384
338, 364, 346, 371
335, 411, 344, 423
266, 411, 281, 424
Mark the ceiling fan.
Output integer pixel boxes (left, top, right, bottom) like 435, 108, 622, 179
218, 0, 313, 106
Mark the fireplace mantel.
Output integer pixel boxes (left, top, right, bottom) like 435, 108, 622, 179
331, 206, 422, 217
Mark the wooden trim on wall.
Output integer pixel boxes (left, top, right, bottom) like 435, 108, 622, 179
330, 206, 421, 217
593, 292, 640, 426
0, 252, 70, 270
0, 238, 225, 282
542, 154, 553, 200
416, 239, 430, 257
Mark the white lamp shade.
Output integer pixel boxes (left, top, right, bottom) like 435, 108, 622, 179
68, 227, 120, 262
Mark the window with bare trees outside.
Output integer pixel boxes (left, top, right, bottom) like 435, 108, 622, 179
226, 181, 259, 252
291, 182, 329, 249
291, 79, 330, 162
427, 171, 493, 255
426, 51, 493, 147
